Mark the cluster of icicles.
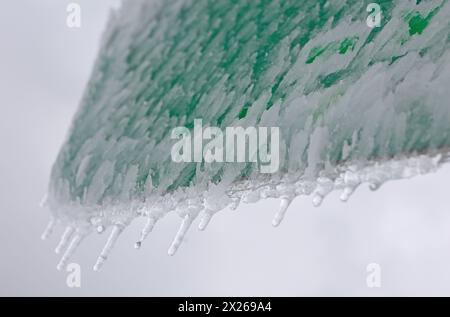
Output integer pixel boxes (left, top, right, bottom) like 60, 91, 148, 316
41, 152, 448, 271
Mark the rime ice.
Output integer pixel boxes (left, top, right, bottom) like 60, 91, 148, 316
44, 0, 450, 270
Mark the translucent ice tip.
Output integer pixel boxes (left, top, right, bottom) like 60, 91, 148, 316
55, 226, 74, 254
41, 219, 55, 240
57, 233, 84, 271
272, 197, 293, 227
340, 186, 357, 202
39, 194, 48, 208
93, 224, 124, 271
135, 217, 157, 249
198, 212, 212, 231
168, 215, 194, 256
312, 194, 324, 207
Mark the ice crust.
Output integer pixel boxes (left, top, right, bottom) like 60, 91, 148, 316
44, 0, 450, 270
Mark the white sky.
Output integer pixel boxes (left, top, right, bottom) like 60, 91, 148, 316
1, 0, 450, 296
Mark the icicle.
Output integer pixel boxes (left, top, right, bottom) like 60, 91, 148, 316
340, 186, 356, 201
168, 214, 194, 256
369, 181, 384, 191
93, 224, 125, 271
57, 233, 84, 271
41, 218, 56, 240
229, 198, 240, 211
312, 194, 324, 207
198, 211, 213, 231
367, 175, 387, 191
272, 196, 293, 227
312, 177, 334, 207
340, 180, 361, 201
39, 193, 48, 208
55, 226, 74, 254
135, 217, 157, 249
339, 170, 361, 202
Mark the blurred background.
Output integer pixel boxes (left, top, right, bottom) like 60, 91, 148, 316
1, 0, 450, 296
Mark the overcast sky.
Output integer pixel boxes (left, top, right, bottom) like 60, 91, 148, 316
1, 0, 450, 296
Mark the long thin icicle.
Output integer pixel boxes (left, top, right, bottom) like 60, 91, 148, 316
55, 226, 74, 254
168, 215, 194, 256
56, 233, 84, 271
135, 217, 157, 249
93, 224, 125, 271
41, 218, 55, 240
198, 212, 212, 231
